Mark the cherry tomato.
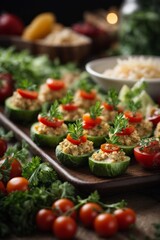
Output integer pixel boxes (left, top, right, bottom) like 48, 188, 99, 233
0, 73, 14, 103
6, 177, 29, 193
36, 209, 56, 232
134, 139, 160, 168
79, 202, 103, 228
67, 134, 87, 146
46, 78, 65, 91
52, 216, 77, 240
38, 115, 64, 128
80, 90, 96, 100
94, 213, 118, 237
124, 111, 143, 123
52, 198, 77, 219
101, 143, 120, 153
62, 104, 78, 112
0, 13, 24, 36
114, 208, 136, 230
148, 109, 160, 126
17, 89, 38, 99
83, 113, 102, 129
0, 158, 22, 179
117, 126, 135, 136
0, 181, 6, 194
0, 138, 7, 157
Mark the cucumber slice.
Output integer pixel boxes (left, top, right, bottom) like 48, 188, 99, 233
5, 97, 41, 124
117, 144, 136, 156
30, 123, 66, 147
87, 135, 107, 148
118, 85, 130, 102
89, 154, 130, 177
55, 145, 93, 168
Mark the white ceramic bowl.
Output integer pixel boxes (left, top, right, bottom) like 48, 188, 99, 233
85, 56, 160, 99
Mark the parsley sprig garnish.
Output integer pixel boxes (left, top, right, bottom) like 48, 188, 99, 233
126, 100, 141, 113
89, 101, 103, 119
78, 78, 94, 92
105, 89, 120, 110
61, 91, 74, 105
108, 113, 128, 144
42, 100, 63, 120
68, 119, 83, 140
16, 79, 37, 91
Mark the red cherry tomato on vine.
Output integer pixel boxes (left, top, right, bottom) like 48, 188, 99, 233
94, 213, 118, 237
79, 202, 103, 228
52, 198, 77, 219
52, 216, 77, 240
114, 208, 136, 230
0, 181, 6, 194
6, 177, 29, 193
0, 13, 24, 36
36, 209, 57, 231
0, 73, 14, 103
0, 158, 22, 179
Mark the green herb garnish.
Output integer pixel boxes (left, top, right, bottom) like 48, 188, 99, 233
126, 100, 142, 113
108, 113, 128, 144
16, 79, 37, 91
41, 100, 62, 120
105, 89, 120, 110
68, 119, 83, 140
61, 91, 74, 105
78, 78, 94, 92
89, 101, 103, 119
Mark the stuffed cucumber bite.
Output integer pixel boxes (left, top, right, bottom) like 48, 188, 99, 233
108, 113, 141, 155
30, 101, 67, 147
5, 86, 41, 123
89, 143, 130, 177
59, 91, 85, 124
55, 119, 94, 168
82, 102, 110, 148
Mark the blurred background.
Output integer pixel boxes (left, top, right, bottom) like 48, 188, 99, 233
1, 0, 160, 58
0, 0, 123, 26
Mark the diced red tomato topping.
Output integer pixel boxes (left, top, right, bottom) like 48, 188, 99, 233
17, 89, 38, 99
101, 143, 120, 153
80, 90, 96, 100
103, 102, 114, 111
117, 126, 135, 136
62, 104, 78, 112
46, 78, 65, 91
67, 134, 87, 145
83, 113, 102, 129
124, 111, 143, 123
38, 115, 64, 128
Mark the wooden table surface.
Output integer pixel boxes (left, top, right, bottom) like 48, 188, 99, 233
8, 186, 160, 240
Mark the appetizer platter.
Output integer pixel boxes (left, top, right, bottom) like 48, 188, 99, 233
0, 47, 160, 193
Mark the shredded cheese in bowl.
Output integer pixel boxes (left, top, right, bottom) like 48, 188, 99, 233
103, 57, 160, 80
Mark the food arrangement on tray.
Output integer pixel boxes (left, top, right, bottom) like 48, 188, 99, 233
0, 47, 160, 182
